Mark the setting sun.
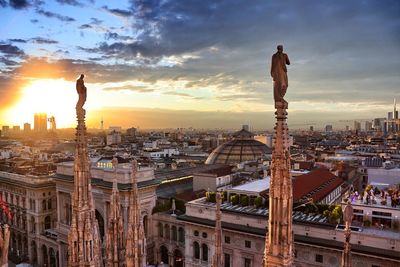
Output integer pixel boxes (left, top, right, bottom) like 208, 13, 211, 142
6, 79, 82, 128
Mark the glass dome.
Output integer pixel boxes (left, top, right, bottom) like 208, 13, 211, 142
205, 129, 271, 165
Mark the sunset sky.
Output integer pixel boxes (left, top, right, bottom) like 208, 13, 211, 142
0, 0, 399, 129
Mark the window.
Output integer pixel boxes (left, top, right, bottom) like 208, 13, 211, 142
178, 227, 185, 243
245, 240, 251, 248
244, 258, 251, 267
194, 230, 199, 237
42, 200, 47, 211
202, 244, 208, 261
47, 199, 52, 210
315, 254, 323, 263
44, 216, 51, 230
224, 236, 230, 244
202, 232, 208, 238
158, 223, 163, 237
193, 242, 200, 259
165, 224, 170, 239
224, 253, 231, 267
172, 226, 177, 241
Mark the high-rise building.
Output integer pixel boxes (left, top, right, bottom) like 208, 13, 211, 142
34, 113, 47, 132
242, 124, 250, 131
354, 121, 361, 131
1, 126, 9, 136
23, 123, 31, 132
365, 121, 373, 131
12, 126, 20, 132
325, 125, 333, 132
126, 127, 137, 137
48, 116, 56, 131
373, 118, 385, 131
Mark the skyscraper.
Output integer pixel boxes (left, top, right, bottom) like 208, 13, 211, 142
34, 113, 47, 132
23, 123, 31, 133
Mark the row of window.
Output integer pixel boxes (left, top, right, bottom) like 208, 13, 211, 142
224, 235, 251, 248
158, 223, 185, 243
0, 191, 26, 208
193, 230, 253, 249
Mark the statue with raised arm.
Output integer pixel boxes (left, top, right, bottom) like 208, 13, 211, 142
343, 201, 353, 228
271, 45, 290, 107
76, 74, 87, 111
341, 201, 353, 267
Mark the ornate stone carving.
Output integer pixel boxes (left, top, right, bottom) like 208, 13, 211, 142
211, 192, 223, 267
125, 160, 147, 267
105, 158, 125, 266
0, 224, 10, 267
264, 47, 294, 267
341, 202, 353, 267
68, 74, 101, 267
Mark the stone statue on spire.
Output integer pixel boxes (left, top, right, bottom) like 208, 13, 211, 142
271, 45, 290, 108
68, 74, 101, 267
341, 201, 354, 267
76, 74, 87, 113
264, 45, 294, 267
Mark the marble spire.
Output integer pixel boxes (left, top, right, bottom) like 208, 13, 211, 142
68, 76, 101, 267
341, 202, 354, 267
0, 223, 10, 267
105, 158, 125, 267
211, 192, 223, 267
263, 105, 294, 266
125, 160, 147, 267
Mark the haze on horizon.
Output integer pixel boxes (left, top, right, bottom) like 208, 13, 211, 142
0, 0, 399, 130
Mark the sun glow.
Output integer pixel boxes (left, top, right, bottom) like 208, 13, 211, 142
5, 79, 100, 128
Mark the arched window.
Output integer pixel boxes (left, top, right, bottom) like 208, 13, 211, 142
171, 225, 177, 241
165, 224, 170, 239
42, 200, 47, 211
31, 216, 36, 233
143, 215, 148, 237
158, 222, 163, 237
202, 243, 208, 261
193, 242, 200, 259
44, 216, 51, 230
48, 199, 52, 210
178, 227, 185, 243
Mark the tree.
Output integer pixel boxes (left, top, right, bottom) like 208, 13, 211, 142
240, 195, 249, 206
255, 196, 263, 208
206, 192, 216, 203
230, 195, 239, 205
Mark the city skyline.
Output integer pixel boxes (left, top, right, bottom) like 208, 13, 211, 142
0, 0, 399, 129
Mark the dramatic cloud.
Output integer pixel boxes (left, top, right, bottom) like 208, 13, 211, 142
90, 17, 103, 25
55, 0, 83, 7
36, 8, 75, 22
102, 85, 154, 93
8, 38, 28, 43
102, 5, 133, 17
79, 24, 92, 29
163, 91, 202, 100
30, 37, 58, 44
1, 0, 400, 128
0, 56, 19, 66
104, 32, 132, 41
9, 0, 30, 9
0, 44, 25, 57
